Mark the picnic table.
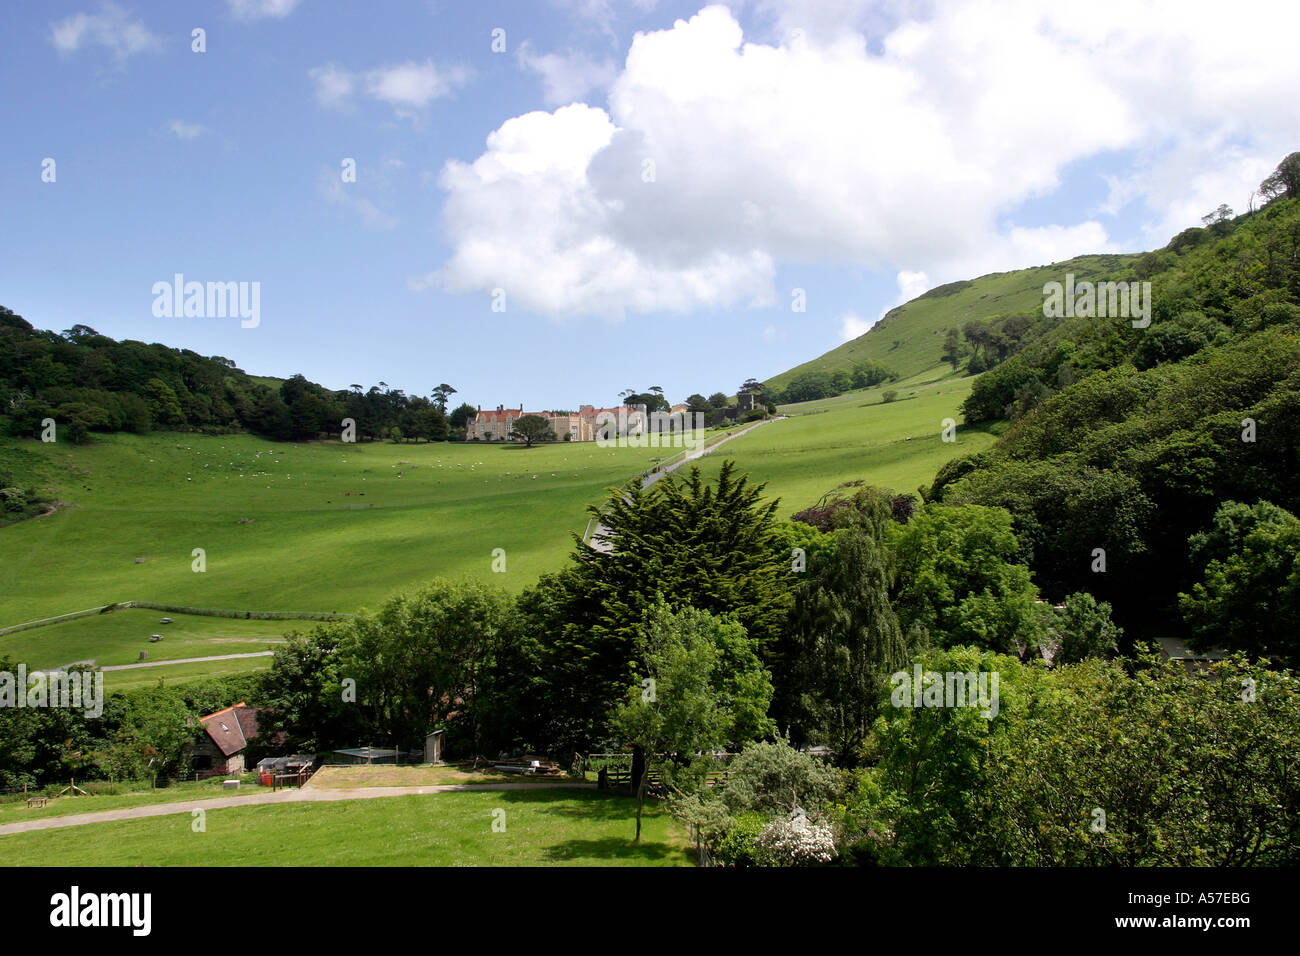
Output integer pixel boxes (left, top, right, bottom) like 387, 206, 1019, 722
26, 796, 49, 809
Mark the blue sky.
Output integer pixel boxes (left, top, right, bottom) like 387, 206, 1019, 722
3, 0, 1296, 411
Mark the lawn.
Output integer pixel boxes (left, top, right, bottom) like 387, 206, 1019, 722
100, 653, 276, 692
0, 789, 692, 867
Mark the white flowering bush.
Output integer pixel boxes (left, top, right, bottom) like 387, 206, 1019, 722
755, 810, 837, 866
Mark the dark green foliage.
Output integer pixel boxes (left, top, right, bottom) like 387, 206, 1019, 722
861, 649, 1300, 866
941, 327, 963, 369
1259, 151, 1300, 203
0, 659, 99, 790
521, 461, 793, 754
508, 414, 555, 447
787, 530, 910, 756
0, 306, 463, 444
941, 326, 1300, 636
889, 504, 1041, 655
769, 360, 896, 405
448, 402, 477, 432
262, 580, 520, 755
719, 740, 843, 817
1050, 592, 1122, 664
1179, 500, 1300, 667
790, 481, 900, 537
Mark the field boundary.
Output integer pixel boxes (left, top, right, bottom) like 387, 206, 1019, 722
0, 601, 353, 638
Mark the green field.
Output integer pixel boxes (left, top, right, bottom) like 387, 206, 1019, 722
0, 789, 691, 867
0, 432, 668, 626
693, 368, 999, 515
764, 253, 1138, 389
1, 608, 285, 670
1, 366, 985, 681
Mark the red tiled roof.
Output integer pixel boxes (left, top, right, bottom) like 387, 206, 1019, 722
475, 408, 523, 422
200, 702, 258, 757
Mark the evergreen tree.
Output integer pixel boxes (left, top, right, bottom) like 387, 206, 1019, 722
523, 460, 793, 754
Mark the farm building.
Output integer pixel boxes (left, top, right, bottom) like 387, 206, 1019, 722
192, 702, 261, 775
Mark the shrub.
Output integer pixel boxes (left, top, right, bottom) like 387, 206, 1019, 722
721, 740, 844, 816
713, 812, 767, 867
755, 811, 838, 866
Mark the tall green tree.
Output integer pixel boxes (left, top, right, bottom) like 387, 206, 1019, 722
612, 603, 774, 841
431, 384, 457, 413
334, 579, 519, 752
788, 530, 910, 759
890, 504, 1041, 655
1179, 500, 1300, 667
525, 461, 792, 754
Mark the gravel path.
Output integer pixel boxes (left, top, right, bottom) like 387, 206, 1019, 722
0, 781, 597, 836
99, 650, 276, 671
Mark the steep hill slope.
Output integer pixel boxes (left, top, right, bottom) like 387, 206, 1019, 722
764, 253, 1138, 389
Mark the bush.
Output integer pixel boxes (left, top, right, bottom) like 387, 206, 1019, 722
713, 812, 767, 867
881, 390, 898, 403
755, 811, 838, 866
721, 740, 844, 816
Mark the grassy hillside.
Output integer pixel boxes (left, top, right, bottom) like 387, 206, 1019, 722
764, 253, 1138, 390
0, 370, 991, 631
0, 378, 985, 685
0, 432, 667, 626
694, 371, 999, 514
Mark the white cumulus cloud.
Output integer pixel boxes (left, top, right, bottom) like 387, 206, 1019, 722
433, 2, 1300, 321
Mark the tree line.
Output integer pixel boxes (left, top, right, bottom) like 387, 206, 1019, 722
0, 309, 475, 445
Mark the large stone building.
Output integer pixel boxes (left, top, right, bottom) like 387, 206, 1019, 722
466, 403, 648, 442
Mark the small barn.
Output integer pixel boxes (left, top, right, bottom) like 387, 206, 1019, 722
192, 702, 260, 775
